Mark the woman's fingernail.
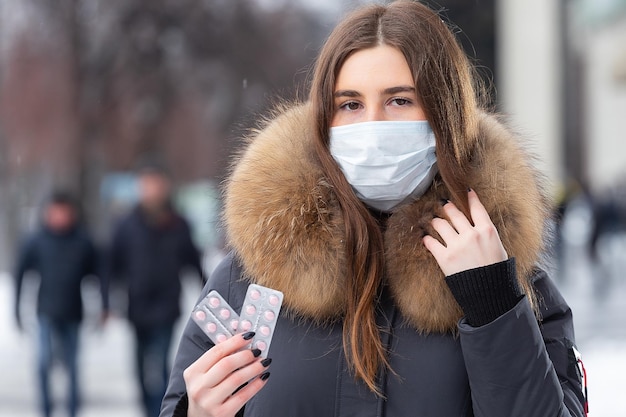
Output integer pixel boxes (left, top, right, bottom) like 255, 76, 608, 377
261, 358, 272, 367
467, 187, 472, 192
251, 348, 262, 357
260, 372, 271, 381
440, 198, 449, 206
242, 331, 256, 340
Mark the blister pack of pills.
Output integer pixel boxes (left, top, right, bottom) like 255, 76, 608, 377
238, 284, 284, 358
192, 290, 240, 344
191, 284, 284, 359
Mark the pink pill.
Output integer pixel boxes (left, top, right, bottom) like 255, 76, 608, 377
259, 325, 271, 336
208, 297, 220, 308
219, 308, 230, 319
250, 289, 261, 300
206, 322, 217, 333
230, 319, 239, 331
268, 295, 279, 306
263, 310, 275, 321
216, 333, 227, 343
245, 305, 256, 315
240, 320, 252, 331
194, 310, 206, 321
255, 340, 267, 351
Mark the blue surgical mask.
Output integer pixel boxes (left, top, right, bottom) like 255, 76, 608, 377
329, 120, 438, 212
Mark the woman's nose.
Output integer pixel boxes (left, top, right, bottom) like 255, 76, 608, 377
365, 106, 386, 122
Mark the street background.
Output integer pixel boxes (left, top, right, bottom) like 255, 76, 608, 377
1, 0, 625, 416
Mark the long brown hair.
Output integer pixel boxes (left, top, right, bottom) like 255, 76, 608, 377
309, 0, 484, 394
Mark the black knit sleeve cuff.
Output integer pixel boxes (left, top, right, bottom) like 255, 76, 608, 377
445, 258, 523, 327
172, 393, 189, 417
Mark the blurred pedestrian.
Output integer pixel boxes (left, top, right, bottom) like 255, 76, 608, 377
161, 1, 587, 417
13, 190, 108, 417
108, 164, 204, 417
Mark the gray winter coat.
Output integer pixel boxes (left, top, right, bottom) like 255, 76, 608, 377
161, 253, 585, 417
160, 104, 586, 416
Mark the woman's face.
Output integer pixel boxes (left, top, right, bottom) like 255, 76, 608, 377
331, 45, 427, 127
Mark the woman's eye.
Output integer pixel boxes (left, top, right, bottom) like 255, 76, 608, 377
390, 97, 411, 106
339, 101, 361, 111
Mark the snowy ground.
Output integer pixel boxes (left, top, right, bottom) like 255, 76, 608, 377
580, 341, 625, 417
556, 234, 626, 417
0, 274, 143, 417
0, 273, 203, 417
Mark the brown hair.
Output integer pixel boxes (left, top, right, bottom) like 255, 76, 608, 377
309, 0, 484, 394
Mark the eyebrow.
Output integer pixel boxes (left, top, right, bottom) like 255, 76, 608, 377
333, 85, 416, 98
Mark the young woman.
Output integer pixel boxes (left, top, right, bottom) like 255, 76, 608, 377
160, 1, 587, 416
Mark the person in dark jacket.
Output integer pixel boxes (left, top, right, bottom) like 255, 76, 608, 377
160, 2, 588, 416
108, 165, 204, 417
14, 190, 107, 417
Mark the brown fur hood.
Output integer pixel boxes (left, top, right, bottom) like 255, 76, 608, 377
224, 103, 549, 333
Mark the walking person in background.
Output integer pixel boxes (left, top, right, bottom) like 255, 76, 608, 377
14, 190, 108, 417
161, 1, 587, 416
108, 164, 204, 417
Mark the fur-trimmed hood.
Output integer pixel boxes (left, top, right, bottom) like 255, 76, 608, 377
224, 103, 548, 333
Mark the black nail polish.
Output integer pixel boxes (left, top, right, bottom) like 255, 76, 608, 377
467, 187, 472, 192
242, 331, 256, 340
440, 198, 449, 206
261, 358, 272, 367
251, 348, 262, 358
260, 372, 271, 381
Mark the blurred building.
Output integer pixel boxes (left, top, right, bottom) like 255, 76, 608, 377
0, 0, 327, 269
579, 1, 626, 191
499, 0, 626, 196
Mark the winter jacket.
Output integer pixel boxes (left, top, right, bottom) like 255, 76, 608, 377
14, 225, 105, 322
108, 205, 204, 328
160, 104, 587, 417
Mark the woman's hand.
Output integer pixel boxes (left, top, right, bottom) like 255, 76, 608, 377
423, 189, 508, 276
184, 332, 271, 417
